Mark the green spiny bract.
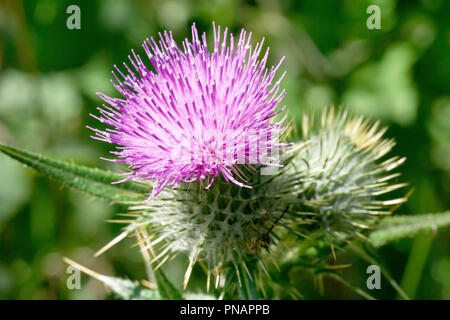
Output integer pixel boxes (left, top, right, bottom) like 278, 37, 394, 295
286, 108, 408, 247
132, 161, 297, 291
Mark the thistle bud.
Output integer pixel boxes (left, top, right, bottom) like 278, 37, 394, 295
287, 108, 408, 246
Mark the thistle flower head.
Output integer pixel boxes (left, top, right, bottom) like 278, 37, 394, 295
288, 108, 408, 245
90, 23, 287, 198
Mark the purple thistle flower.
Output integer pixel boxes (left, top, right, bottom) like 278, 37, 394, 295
89, 23, 288, 199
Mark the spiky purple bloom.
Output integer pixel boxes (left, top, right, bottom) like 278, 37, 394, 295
90, 23, 288, 198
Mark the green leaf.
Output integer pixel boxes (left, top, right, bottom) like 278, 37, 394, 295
0, 143, 150, 202
369, 212, 450, 247
154, 268, 184, 300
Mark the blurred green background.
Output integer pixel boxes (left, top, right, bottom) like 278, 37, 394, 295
0, 0, 448, 299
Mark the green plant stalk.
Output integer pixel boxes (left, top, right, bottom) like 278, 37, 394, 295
397, 232, 433, 299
